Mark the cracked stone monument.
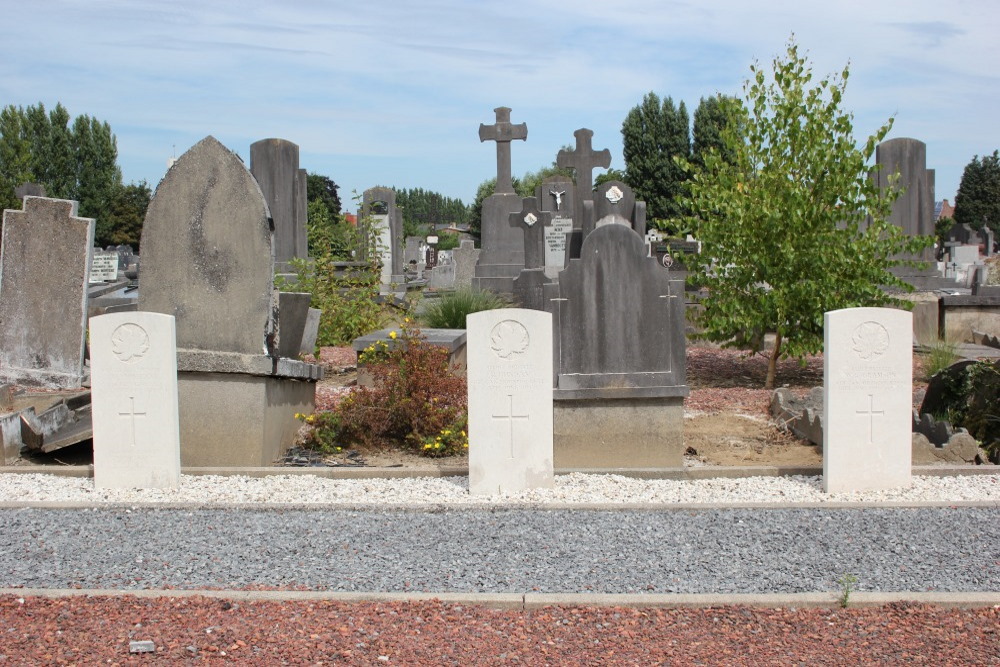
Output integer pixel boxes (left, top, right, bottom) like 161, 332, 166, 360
139, 136, 322, 467
250, 138, 308, 273
823, 307, 912, 493
472, 107, 528, 294
468, 308, 554, 495
0, 197, 94, 388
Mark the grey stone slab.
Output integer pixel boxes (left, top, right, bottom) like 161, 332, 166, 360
299, 308, 321, 357
89, 250, 119, 283
351, 328, 467, 354
427, 262, 456, 289
277, 292, 312, 358
512, 268, 549, 312
551, 223, 687, 399
250, 138, 308, 267
139, 136, 279, 357
509, 197, 551, 270
0, 197, 94, 388
876, 138, 935, 261
593, 181, 646, 236
452, 240, 479, 290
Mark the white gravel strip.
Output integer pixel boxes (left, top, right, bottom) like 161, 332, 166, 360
0, 472, 998, 506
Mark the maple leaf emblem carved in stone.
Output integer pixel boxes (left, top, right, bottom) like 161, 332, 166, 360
489, 320, 530, 359
851, 321, 889, 361
111, 323, 150, 363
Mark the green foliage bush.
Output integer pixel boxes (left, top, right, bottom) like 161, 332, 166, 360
277, 209, 387, 347
420, 288, 508, 329
298, 320, 468, 457
927, 359, 1000, 463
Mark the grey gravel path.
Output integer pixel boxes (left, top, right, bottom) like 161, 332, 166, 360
2, 506, 997, 595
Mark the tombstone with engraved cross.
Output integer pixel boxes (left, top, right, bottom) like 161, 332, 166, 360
90, 311, 181, 489
467, 308, 553, 495
823, 307, 912, 493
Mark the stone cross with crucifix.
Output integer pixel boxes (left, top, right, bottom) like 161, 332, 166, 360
509, 197, 552, 270
479, 107, 528, 195
557, 128, 611, 216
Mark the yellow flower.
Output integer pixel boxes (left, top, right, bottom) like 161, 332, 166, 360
423, 444, 432, 449
404, 317, 411, 323
305, 415, 316, 424
389, 331, 397, 340
461, 430, 466, 437
294, 413, 303, 420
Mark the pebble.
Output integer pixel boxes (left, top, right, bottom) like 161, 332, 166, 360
0, 472, 997, 506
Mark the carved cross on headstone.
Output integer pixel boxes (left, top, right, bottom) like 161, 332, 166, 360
479, 107, 528, 195
492, 394, 530, 459
509, 197, 552, 270
856, 394, 884, 444
118, 395, 147, 446
557, 128, 611, 210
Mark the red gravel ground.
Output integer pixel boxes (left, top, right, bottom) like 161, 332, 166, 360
1, 595, 997, 665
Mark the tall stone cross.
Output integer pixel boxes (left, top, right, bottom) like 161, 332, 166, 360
480, 107, 527, 195
557, 128, 611, 216
509, 197, 552, 270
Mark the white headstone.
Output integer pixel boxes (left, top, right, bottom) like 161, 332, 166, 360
90, 311, 181, 489
467, 308, 553, 495
371, 213, 393, 285
823, 307, 912, 493
89, 250, 120, 283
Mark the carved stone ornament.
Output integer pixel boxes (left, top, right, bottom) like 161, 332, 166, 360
523, 212, 538, 227
605, 186, 624, 204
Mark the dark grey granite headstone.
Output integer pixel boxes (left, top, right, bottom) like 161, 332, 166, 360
0, 197, 94, 388
250, 138, 308, 268
140, 136, 279, 356
473, 107, 528, 294
876, 137, 934, 260
593, 180, 647, 237
549, 223, 687, 400
509, 198, 555, 310
277, 292, 312, 358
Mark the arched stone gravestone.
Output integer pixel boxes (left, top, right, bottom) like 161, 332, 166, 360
139, 136, 322, 467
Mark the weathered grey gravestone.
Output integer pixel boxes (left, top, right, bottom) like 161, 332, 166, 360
473, 107, 528, 294
510, 197, 553, 311
468, 308, 553, 494
140, 136, 321, 467
90, 311, 181, 489
250, 138, 308, 271
362, 187, 404, 289
823, 307, 912, 493
0, 197, 94, 388
537, 175, 575, 279
548, 222, 688, 468
875, 138, 934, 259
452, 239, 480, 290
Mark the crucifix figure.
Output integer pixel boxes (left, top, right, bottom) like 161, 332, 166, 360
479, 107, 528, 195
492, 394, 530, 459
549, 189, 566, 211
856, 394, 884, 444
509, 197, 552, 270
557, 128, 611, 214
118, 395, 147, 446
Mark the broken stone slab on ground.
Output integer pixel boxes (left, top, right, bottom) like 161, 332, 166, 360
0, 384, 92, 463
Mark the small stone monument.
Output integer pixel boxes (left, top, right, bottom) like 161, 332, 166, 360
823, 307, 912, 493
250, 138, 308, 272
90, 311, 181, 489
0, 197, 94, 388
468, 308, 554, 495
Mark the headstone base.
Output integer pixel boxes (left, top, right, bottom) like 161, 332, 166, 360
178, 372, 316, 467
553, 397, 684, 468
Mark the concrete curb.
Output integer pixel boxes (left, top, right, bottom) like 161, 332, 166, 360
1, 588, 996, 610
1, 464, 996, 480
1, 500, 998, 511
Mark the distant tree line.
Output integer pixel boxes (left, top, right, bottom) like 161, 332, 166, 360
0, 102, 150, 247
393, 187, 469, 238
954, 150, 1000, 232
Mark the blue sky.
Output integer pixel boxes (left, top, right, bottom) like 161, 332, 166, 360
4, 1, 998, 209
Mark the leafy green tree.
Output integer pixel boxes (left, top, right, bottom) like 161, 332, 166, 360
692, 94, 739, 169
72, 115, 122, 220
953, 150, 1000, 231
307, 173, 342, 219
101, 181, 151, 247
595, 168, 628, 189
46, 103, 75, 199
0, 105, 33, 211
621, 92, 691, 222
679, 38, 932, 389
